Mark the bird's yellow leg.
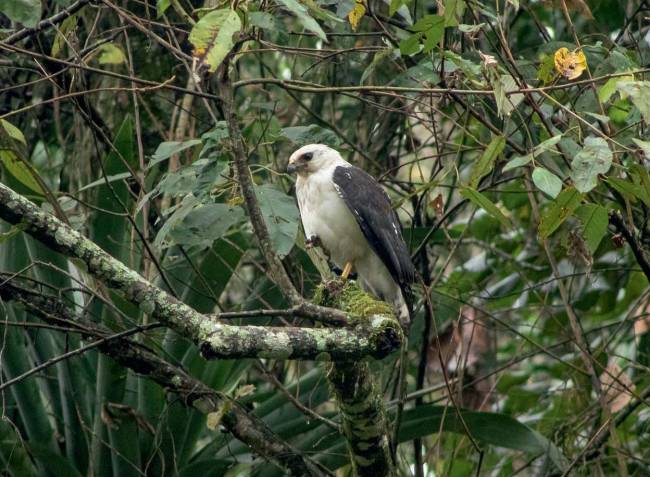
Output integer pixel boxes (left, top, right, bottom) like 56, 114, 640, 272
341, 262, 353, 281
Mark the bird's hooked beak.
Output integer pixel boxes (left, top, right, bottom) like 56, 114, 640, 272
286, 162, 298, 174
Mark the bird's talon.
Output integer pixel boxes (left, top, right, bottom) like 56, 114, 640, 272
305, 235, 321, 249
341, 262, 353, 281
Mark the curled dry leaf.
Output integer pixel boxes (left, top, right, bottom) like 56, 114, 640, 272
480, 51, 497, 68
431, 193, 444, 219
600, 363, 635, 413
554, 47, 587, 80
428, 306, 495, 410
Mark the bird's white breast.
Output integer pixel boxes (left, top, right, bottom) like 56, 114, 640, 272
295, 166, 368, 268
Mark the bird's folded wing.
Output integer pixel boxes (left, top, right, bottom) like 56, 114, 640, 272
332, 165, 415, 288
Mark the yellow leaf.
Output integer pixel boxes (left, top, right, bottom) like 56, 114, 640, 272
554, 47, 587, 80
348, 0, 366, 31
97, 43, 126, 65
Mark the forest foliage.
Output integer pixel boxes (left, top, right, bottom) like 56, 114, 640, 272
0, 0, 649, 475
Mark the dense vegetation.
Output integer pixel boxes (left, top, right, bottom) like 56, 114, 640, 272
0, 0, 649, 475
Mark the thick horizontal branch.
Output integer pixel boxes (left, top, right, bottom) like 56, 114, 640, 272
0, 181, 401, 360
0, 279, 330, 477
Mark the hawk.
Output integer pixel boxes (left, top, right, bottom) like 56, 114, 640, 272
287, 144, 415, 324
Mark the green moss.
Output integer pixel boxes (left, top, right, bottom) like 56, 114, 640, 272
312, 280, 394, 323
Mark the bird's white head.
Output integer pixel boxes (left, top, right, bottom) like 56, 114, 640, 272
287, 144, 346, 176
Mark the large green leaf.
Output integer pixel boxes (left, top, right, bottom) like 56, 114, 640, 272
281, 125, 341, 147
0, 150, 45, 195
188, 9, 242, 73
532, 166, 562, 198
167, 203, 245, 248
617, 80, 650, 123
460, 187, 510, 227
397, 404, 568, 471
538, 186, 583, 239
149, 139, 202, 168
256, 184, 300, 258
468, 135, 506, 189
275, 0, 327, 40
0, 0, 41, 27
576, 204, 608, 254
569, 137, 612, 193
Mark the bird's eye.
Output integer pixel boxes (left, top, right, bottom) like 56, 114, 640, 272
302, 152, 313, 161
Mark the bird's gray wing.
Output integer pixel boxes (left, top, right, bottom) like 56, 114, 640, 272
332, 165, 415, 288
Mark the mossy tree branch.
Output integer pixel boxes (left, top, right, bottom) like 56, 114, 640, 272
0, 181, 401, 361
219, 67, 399, 476
316, 282, 399, 477
0, 278, 330, 477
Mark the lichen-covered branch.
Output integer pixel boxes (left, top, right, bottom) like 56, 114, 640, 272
317, 282, 398, 477
0, 181, 400, 360
0, 278, 330, 477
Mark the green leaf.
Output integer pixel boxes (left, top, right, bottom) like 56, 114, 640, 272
468, 135, 505, 188
149, 139, 202, 167
538, 186, 583, 239
502, 153, 532, 172
51, 15, 77, 58
617, 80, 650, 124
458, 23, 484, 33
576, 204, 608, 254
630, 163, 650, 205
256, 184, 300, 257
633, 138, 650, 158
502, 135, 563, 173
410, 14, 444, 32
157, 0, 171, 17
606, 177, 650, 206
0, 151, 44, 195
389, 0, 409, 16
443, 0, 465, 27
27, 444, 84, 477
536, 134, 563, 152
537, 53, 556, 84
97, 43, 125, 65
77, 172, 132, 192
167, 203, 245, 248
532, 167, 562, 198
280, 125, 341, 147
398, 404, 568, 472
460, 187, 510, 227
189, 9, 242, 73
569, 137, 613, 193
598, 76, 633, 103
399, 33, 421, 56
1, 118, 26, 144
360, 48, 395, 85
0, 0, 41, 27
422, 24, 444, 52
494, 74, 523, 118
249, 11, 285, 31
275, 0, 326, 41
